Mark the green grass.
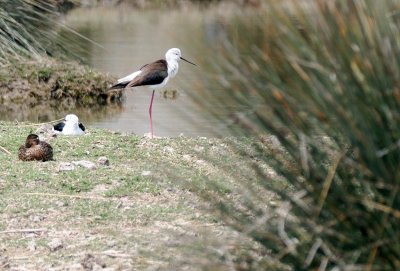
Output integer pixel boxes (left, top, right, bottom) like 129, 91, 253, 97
0, 121, 284, 270
0, 0, 77, 65
0, 123, 160, 195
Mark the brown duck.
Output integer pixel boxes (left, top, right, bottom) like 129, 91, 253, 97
18, 134, 53, 162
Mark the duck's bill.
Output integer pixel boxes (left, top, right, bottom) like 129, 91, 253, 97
181, 57, 196, 66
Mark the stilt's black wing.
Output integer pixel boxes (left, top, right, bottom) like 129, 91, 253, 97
109, 81, 129, 90
79, 123, 86, 132
109, 59, 168, 89
53, 122, 65, 132
128, 60, 168, 87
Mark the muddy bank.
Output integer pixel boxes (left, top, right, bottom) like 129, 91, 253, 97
0, 59, 123, 121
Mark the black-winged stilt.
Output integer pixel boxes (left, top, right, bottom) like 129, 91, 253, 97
53, 114, 85, 135
109, 48, 196, 138
18, 134, 53, 162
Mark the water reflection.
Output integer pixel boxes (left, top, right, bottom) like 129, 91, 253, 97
61, 7, 229, 137
0, 102, 124, 124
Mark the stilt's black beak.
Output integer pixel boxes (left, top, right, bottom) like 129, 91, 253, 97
180, 57, 196, 66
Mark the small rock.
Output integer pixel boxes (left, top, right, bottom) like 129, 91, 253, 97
58, 162, 75, 171
194, 145, 205, 152
72, 160, 97, 170
30, 215, 44, 223
55, 201, 68, 207
269, 200, 278, 207
97, 156, 110, 166
195, 159, 206, 165
35, 124, 54, 135
81, 253, 106, 270
48, 238, 63, 252
106, 240, 117, 248
96, 144, 105, 149
28, 240, 36, 251
270, 135, 282, 149
141, 171, 152, 176
182, 154, 191, 161
163, 146, 174, 153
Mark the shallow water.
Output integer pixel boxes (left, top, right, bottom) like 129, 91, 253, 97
0, 6, 241, 137
60, 7, 232, 137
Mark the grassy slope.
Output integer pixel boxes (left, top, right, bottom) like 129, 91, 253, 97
0, 121, 272, 270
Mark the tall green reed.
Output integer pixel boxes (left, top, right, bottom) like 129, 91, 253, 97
190, 0, 400, 269
0, 0, 76, 65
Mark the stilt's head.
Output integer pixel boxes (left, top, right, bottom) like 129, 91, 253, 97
165, 48, 196, 66
165, 48, 182, 62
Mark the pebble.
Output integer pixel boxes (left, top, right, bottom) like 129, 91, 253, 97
35, 124, 56, 136
141, 171, 152, 176
94, 143, 105, 149
48, 238, 63, 252
97, 156, 110, 166
72, 160, 97, 170
163, 146, 174, 153
182, 154, 191, 161
81, 253, 106, 270
194, 145, 204, 152
30, 215, 44, 223
269, 200, 279, 207
28, 240, 36, 251
195, 159, 206, 165
55, 201, 68, 207
58, 162, 75, 171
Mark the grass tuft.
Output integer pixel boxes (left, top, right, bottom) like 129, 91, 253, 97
189, 0, 400, 269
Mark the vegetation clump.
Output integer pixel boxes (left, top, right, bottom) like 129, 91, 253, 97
190, 0, 400, 269
0, 0, 66, 65
0, 0, 121, 117
0, 60, 121, 118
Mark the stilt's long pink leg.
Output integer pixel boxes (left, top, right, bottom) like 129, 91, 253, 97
149, 89, 155, 138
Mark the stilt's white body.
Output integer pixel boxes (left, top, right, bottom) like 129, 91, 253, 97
117, 70, 141, 84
